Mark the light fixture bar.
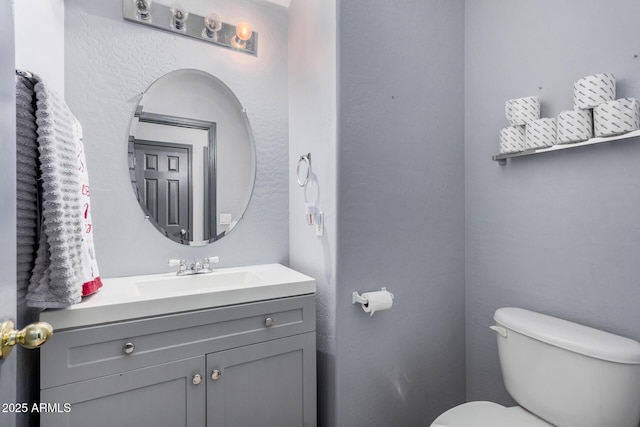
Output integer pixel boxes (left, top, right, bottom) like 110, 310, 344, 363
122, 0, 258, 57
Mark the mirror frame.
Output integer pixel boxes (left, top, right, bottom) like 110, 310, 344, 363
127, 69, 257, 246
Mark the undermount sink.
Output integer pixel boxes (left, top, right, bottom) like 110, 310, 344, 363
41, 263, 315, 330
135, 271, 265, 296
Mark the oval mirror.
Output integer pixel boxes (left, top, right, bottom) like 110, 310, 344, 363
128, 69, 256, 245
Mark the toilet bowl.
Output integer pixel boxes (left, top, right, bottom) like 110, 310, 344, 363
432, 307, 640, 427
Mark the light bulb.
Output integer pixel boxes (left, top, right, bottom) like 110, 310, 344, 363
231, 22, 252, 49
235, 22, 252, 42
134, 0, 152, 20
202, 13, 222, 39
170, 3, 189, 31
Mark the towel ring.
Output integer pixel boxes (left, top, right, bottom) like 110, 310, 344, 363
297, 153, 311, 187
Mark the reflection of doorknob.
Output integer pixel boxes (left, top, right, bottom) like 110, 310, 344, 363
180, 229, 187, 236
0, 321, 54, 359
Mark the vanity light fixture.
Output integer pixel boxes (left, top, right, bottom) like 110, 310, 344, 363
202, 13, 223, 40
170, 3, 188, 31
134, 0, 152, 21
231, 22, 252, 49
122, 0, 258, 56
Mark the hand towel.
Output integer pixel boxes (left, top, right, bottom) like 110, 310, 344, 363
15, 76, 40, 304
26, 76, 102, 308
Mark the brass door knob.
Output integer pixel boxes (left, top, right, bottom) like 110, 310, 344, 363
0, 321, 54, 359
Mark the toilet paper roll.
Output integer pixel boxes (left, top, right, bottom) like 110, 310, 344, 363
593, 98, 640, 137
505, 96, 540, 126
556, 109, 593, 144
526, 118, 557, 149
361, 290, 393, 316
499, 126, 526, 154
573, 73, 616, 110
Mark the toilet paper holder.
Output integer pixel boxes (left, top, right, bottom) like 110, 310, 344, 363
352, 287, 394, 305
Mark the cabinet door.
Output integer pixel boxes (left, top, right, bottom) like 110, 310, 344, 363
207, 332, 316, 427
41, 356, 206, 427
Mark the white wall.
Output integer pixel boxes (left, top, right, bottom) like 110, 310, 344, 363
14, 0, 65, 94
288, 0, 338, 425
65, 0, 289, 276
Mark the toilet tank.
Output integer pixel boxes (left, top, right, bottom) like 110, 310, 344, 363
493, 307, 640, 427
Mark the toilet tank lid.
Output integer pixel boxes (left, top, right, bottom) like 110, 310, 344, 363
494, 308, 640, 364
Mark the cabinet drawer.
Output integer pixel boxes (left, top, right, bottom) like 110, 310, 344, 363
41, 295, 315, 389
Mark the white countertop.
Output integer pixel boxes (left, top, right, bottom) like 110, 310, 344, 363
41, 263, 316, 330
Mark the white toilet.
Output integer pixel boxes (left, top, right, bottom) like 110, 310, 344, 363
432, 307, 640, 427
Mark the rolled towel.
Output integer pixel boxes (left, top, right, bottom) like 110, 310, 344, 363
573, 73, 615, 110
556, 109, 593, 144
593, 98, 640, 137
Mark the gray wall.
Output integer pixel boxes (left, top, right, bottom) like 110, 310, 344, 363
337, 0, 466, 425
0, 1, 17, 426
465, 0, 640, 404
64, 0, 289, 277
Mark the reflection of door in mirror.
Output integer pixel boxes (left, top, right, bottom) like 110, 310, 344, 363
133, 142, 192, 241
130, 112, 217, 243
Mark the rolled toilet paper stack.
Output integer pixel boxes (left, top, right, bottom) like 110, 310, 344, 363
556, 109, 593, 144
505, 96, 540, 126
526, 118, 557, 149
499, 125, 526, 154
573, 73, 616, 110
593, 98, 640, 137
499, 96, 540, 154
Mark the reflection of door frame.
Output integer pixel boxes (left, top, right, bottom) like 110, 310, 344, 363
134, 109, 217, 240
133, 140, 193, 242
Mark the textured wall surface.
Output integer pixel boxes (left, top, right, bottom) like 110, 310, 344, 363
65, 0, 289, 277
466, 0, 640, 405
15, 0, 65, 95
337, 0, 466, 425
288, 1, 337, 426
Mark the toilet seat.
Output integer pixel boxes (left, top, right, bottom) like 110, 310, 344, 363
431, 401, 552, 427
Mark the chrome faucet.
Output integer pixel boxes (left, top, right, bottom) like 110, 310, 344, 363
168, 257, 219, 276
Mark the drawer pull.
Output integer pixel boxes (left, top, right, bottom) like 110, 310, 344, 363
122, 342, 135, 355
265, 317, 274, 327
211, 370, 221, 381
192, 374, 202, 385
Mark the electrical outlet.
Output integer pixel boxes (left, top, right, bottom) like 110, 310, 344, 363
220, 213, 232, 225
315, 212, 324, 237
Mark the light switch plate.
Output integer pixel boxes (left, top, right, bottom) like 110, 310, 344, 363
220, 213, 232, 225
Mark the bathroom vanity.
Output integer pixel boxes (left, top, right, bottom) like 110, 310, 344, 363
39, 264, 317, 427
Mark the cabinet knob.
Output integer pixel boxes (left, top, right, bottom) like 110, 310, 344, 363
265, 317, 274, 327
192, 374, 202, 385
122, 342, 135, 355
211, 370, 221, 381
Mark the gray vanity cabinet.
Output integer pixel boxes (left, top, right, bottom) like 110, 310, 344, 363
207, 333, 316, 427
40, 356, 206, 427
39, 295, 316, 427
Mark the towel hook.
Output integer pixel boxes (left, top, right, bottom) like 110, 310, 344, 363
296, 153, 311, 187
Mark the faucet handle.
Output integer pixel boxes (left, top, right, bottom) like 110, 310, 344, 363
203, 256, 219, 269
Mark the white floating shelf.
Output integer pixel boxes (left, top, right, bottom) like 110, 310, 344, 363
493, 129, 640, 165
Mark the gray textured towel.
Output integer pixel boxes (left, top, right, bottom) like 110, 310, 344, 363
15, 76, 39, 304
26, 78, 84, 308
